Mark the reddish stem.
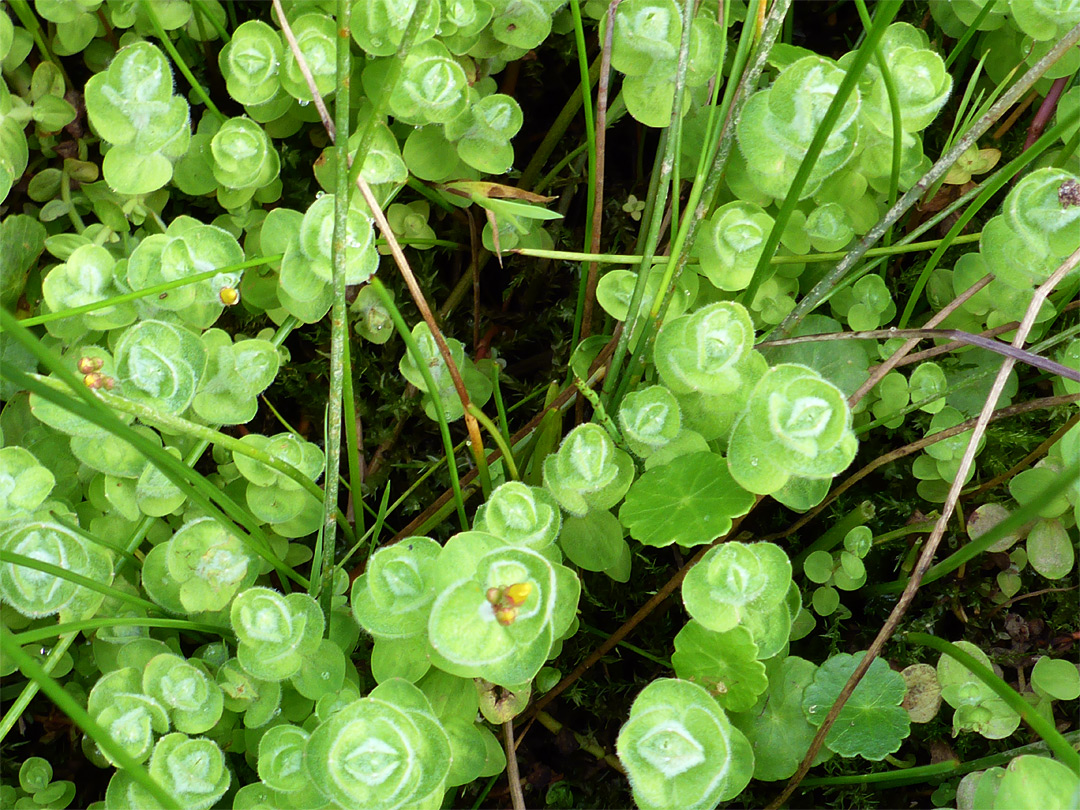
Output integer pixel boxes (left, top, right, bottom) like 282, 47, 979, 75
1024, 76, 1069, 150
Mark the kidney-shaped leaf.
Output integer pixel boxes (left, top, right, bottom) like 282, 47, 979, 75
802, 651, 910, 760
619, 452, 755, 548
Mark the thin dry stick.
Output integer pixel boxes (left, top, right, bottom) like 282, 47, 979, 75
468, 211, 481, 350
986, 585, 1078, 620
503, 720, 525, 810
845, 275, 991, 406
356, 173, 492, 479
768, 248, 1080, 809
271, 0, 335, 138
578, 0, 621, 345
272, 1, 489, 473
964, 412, 1080, 500
890, 321, 1019, 367
892, 299, 1080, 369
762, 326, 1078, 381
758, 392, 1080, 544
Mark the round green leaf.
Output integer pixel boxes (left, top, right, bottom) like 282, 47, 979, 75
1026, 518, 1074, 580
802, 651, 910, 760
559, 510, 625, 571
619, 451, 755, 548
1030, 656, 1080, 701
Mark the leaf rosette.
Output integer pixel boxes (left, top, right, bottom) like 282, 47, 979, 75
426, 532, 580, 687
397, 322, 493, 422
218, 20, 283, 106
231, 433, 324, 532
447, 93, 524, 174
847, 23, 951, 135
681, 541, 792, 633
230, 587, 324, 682
654, 302, 756, 397
126, 217, 244, 324
304, 679, 451, 810
164, 516, 258, 613
192, 329, 280, 425
727, 363, 857, 496
0, 446, 55, 520
142, 652, 224, 734
83, 41, 190, 195
257, 724, 312, 793
610, 0, 682, 76
617, 385, 682, 458
87, 667, 170, 766
473, 482, 562, 550
105, 733, 230, 810
616, 678, 754, 810
0, 521, 112, 619
736, 55, 861, 201
210, 116, 279, 197
41, 244, 136, 332
113, 319, 207, 413
351, 536, 442, 639
980, 169, 1080, 290
693, 202, 777, 292
596, 267, 698, 345
542, 423, 634, 517
279, 13, 337, 101
804, 202, 855, 252
351, 0, 440, 57
279, 194, 378, 323
1010, 0, 1080, 40
315, 119, 408, 199
489, 0, 560, 51
387, 40, 470, 125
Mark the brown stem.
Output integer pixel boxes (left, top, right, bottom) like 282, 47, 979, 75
533, 710, 625, 772
579, 0, 621, 346
354, 175, 490, 481
504, 720, 525, 810
1023, 76, 1069, 150
991, 89, 1039, 140
986, 585, 1079, 621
